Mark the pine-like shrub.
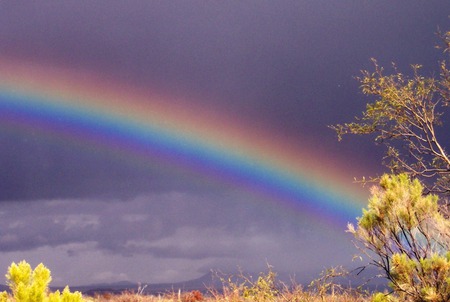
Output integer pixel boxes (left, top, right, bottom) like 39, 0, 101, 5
349, 174, 450, 302
0, 261, 84, 302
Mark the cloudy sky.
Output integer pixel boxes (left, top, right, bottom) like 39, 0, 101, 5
0, 1, 449, 287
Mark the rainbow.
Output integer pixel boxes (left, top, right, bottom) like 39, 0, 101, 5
0, 58, 367, 226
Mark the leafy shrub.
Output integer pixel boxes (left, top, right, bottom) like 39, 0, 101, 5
0, 260, 84, 302
211, 265, 370, 302
241, 270, 278, 302
348, 174, 450, 301
48, 286, 83, 302
5, 261, 52, 302
371, 292, 396, 302
211, 266, 279, 302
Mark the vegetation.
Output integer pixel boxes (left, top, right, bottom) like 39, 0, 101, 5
0, 261, 83, 302
331, 30, 450, 194
331, 30, 450, 301
348, 174, 450, 301
0, 261, 371, 302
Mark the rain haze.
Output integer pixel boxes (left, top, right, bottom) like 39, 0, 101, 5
0, 1, 449, 286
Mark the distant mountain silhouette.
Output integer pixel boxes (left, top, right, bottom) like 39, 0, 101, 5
58, 271, 218, 296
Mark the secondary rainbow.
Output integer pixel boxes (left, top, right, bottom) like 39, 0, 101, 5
0, 59, 367, 225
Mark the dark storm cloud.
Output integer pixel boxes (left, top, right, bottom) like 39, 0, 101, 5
1, 1, 448, 133
1, 1, 449, 200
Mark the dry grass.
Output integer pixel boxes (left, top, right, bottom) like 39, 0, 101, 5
65, 266, 377, 302
88, 269, 373, 302
89, 289, 371, 302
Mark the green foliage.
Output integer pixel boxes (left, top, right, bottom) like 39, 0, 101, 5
371, 292, 397, 302
331, 30, 450, 194
0, 292, 8, 302
0, 260, 84, 302
6, 261, 52, 302
213, 266, 279, 302
48, 286, 83, 302
211, 265, 368, 302
241, 270, 278, 302
349, 174, 450, 301
332, 28, 450, 302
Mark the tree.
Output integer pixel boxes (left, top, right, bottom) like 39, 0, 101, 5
349, 174, 450, 302
333, 30, 450, 301
331, 30, 450, 195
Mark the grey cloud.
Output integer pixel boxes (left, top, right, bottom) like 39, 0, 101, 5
0, 192, 300, 253
0, 192, 347, 277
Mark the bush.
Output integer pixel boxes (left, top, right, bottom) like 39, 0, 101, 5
5, 261, 52, 302
48, 286, 83, 302
348, 174, 450, 301
0, 260, 84, 302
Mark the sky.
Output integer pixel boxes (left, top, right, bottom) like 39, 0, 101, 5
0, 1, 449, 287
